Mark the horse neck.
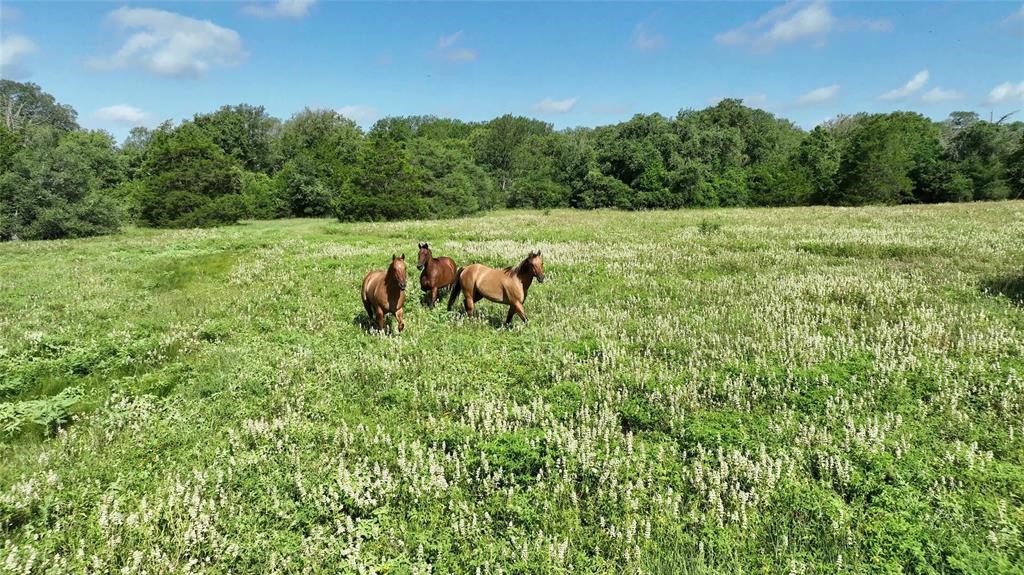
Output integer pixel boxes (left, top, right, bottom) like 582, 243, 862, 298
386, 266, 401, 287
515, 267, 534, 292
424, 254, 436, 271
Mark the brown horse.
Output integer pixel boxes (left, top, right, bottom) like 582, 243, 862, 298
361, 254, 407, 332
447, 251, 545, 325
416, 242, 458, 308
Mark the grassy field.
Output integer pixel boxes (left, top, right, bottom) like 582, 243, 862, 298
1, 203, 1023, 574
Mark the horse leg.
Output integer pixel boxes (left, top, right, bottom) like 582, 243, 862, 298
464, 292, 475, 316
396, 308, 405, 333
430, 287, 438, 308
505, 306, 515, 326
512, 302, 528, 324
363, 298, 374, 324
375, 307, 386, 332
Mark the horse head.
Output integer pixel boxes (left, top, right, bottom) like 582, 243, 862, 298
527, 250, 545, 283
390, 254, 407, 291
416, 243, 431, 271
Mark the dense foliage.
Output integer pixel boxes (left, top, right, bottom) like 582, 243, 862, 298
1, 81, 1022, 239
1, 205, 1022, 572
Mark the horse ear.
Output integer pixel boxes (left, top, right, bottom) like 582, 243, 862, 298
401, 253, 405, 260
537, 250, 542, 256
392, 254, 397, 260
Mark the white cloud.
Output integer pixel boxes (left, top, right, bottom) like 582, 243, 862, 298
797, 84, 840, 105
920, 87, 965, 104
1003, 5, 1024, 36
716, 1, 890, 51
244, 0, 317, 19
631, 23, 666, 52
443, 49, 477, 62
90, 8, 244, 78
337, 105, 378, 124
0, 34, 36, 78
435, 31, 477, 62
1003, 5, 1024, 37
531, 97, 579, 114
879, 69, 929, 101
715, 1, 835, 50
94, 105, 150, 125
437, 31, 463, 50
986, 81, 1024, 104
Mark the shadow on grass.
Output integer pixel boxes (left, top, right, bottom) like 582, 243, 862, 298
981, 275, 1024, 306
351, 313, 400, 335
419, 286, 455, 309
419, 290, 440, 309
447, 307, 519, 330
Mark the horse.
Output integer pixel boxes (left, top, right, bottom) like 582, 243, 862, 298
361, 254, 408, 333
416, 243, 458, 308
447, 251, 545, 325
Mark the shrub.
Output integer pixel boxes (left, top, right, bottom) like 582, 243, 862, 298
697, 219, 722, 236
274, 156, 334, 217
0, 127, 121, 241
25, 195, 121, 240
238, 169, 285, 220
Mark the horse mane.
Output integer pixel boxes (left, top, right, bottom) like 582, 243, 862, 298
505, 256, 531, 277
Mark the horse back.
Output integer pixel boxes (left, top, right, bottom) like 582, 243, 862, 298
435, 257, 458, 285
436, 256, 457, 272
464, 264, 519, 304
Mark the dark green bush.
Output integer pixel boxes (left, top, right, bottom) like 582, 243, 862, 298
138, 123, 244, 228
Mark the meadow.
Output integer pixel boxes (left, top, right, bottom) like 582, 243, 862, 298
1, 202, 1023, 574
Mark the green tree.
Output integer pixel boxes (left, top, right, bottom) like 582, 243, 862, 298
403, 116, 477, 141
276, 108, 362, 216
473, 114, 552, 204
0, 80, 79, 132
1006, 135, 1024, 199
0, 127, 121, 240
193, 104, 280, 173
795, 127, 840, 204
408, 138, 495, 217
337, 132, 424, 221
138, 123, 245, 228
948, 121, 1013, 200
507, 133, 571, 208
273, 155, 332, 216
0, 124, 21, 172
238, 169, 285, 219
831, 113, 942, 205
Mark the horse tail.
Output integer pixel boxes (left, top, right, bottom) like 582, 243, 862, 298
447, 267, 464, 311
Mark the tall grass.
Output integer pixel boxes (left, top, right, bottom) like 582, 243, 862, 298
1, 203, 1023, 573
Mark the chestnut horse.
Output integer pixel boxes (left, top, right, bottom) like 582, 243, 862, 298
361, 254, 407, 332
447, 251, 545, 325
416, 242, 458, 307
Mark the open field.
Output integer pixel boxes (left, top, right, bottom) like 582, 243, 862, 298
1, 203, 1023, 573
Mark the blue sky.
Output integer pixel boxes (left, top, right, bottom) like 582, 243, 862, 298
1, 1, 1023, 143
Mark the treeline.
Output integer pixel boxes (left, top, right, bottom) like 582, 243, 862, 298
1, 79, 1022, 241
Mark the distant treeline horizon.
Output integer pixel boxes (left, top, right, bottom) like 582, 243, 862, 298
1, 79, 1022, 241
